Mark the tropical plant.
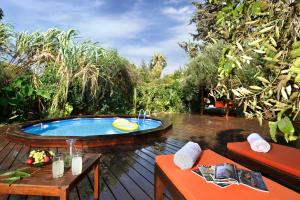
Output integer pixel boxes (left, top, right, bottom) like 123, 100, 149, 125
149, 53, 167, 79
136, 74, 185, 113
0, 27, 137, 121
187, 0, 300, 142
183, 41, 225, 112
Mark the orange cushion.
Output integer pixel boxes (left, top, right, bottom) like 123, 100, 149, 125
227, 142, 300, 178
156, 150, 300, 200
215, 101, 225, 108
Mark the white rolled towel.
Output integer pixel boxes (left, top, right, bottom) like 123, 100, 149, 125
173, 141, 202, 170
247, 133, 271, 153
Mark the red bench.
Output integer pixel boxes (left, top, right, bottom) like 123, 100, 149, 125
155, 149, 300, 200
227, 142, 300, 191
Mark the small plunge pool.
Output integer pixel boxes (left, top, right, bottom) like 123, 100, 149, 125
22, 117, 163, 137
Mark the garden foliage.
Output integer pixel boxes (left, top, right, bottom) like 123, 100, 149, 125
187, 0, 300, 141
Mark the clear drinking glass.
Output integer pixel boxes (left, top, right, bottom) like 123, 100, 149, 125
71, 153, 82, 176
52, 155, 64, 178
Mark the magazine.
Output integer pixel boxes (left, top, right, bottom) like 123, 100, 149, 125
214, 163, 239, 184
238, 169, 268, 192
192, 167, 231, 188
191, 163, 269, 192
199, 165, 215, 182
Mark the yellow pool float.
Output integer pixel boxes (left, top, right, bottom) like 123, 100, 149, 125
112, 118, 139, 132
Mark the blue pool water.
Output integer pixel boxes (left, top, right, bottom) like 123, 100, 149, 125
22, 118, 162, 137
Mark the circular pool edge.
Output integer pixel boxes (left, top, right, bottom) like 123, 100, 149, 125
4, 114, 172, 148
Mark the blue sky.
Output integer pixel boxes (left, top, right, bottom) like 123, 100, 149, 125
1, 0, 195, 74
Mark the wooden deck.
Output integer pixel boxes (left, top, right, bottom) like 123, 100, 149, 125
0, 114, 299, 199
0, 136, 186, 200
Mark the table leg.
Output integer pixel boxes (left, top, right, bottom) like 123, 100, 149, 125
60, 189, 68, 200
93, 163, 99, 200
155, 165, 164, 200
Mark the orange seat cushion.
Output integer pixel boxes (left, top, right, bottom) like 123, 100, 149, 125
156, 150, 300, 200
227, 142, 300, 178
215, 101, 225, 108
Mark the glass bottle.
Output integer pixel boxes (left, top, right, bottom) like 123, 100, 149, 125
65, 139, 76, 168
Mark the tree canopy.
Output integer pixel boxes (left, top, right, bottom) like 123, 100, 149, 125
187, 0, 300, 142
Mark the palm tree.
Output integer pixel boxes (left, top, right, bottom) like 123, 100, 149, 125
149, 53, 167, 79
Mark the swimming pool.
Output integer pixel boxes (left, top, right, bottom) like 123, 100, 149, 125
6, 115, 172, 148
22, 117, 162, 136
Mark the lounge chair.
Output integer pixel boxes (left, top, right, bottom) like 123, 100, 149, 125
227, 142, 300, 191
155, 149, 300, 200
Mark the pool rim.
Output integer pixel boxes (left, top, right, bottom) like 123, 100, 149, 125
5, 114, 172, 148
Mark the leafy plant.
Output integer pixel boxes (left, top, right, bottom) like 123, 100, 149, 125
186, 0, 300, 142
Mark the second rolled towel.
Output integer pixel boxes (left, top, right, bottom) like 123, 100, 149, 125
173, 141, 202, 170
247, 133, 271, 153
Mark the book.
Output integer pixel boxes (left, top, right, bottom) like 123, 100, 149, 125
191, 163, 269, 192
238, 169, 268, 192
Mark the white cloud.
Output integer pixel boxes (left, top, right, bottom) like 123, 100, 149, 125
3, 0, 195, 74
75, 17, 147, 40
162, 6, 194, 21
119, 23, 195, 74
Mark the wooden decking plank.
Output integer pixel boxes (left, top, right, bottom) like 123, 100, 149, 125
106, 154, 154, 199
99, 176, 117, 200
166, 138, 187, 146
26, 196, 43, 200
0, 143, 16, 166
101, 163, 134, 200
102, 156, 152, 200
0, 144, 23, 171
163, 141, 184, 151
115, 153, 154, 184
75, 176, 94, 200
140, 148, 157, 158
145, 144, 174, 156
84, 172, 116, 200
6, 195, 27, 200
0, 139, 9, 152
9, 145, 30, 169
165, 138, 186, 149
133, 150, 155, 165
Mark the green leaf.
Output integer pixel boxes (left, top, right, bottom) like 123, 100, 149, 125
289, 135, 298, 141
268, 121, 278, 142
0, 171, 16, 177
14, 171, 30, 177
1, 176, 21, 185
295, 74, 300, 83
36, 89, 51, 99
257, 76, 270, 83
0, 98, 8, 106
22, 86, 34, 97
278, 116, 295, 136
249, 85, 262, 90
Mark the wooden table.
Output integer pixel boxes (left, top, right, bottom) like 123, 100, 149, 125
0, 153, 101, 200
155, 150, 300, 200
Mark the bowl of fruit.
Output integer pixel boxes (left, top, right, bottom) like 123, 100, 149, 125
25, 150, 55, 167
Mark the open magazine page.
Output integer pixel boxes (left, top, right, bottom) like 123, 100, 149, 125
191, 164, 268, 191
238, 169, 269, 192
214, 163, 239, 184
199, 165, 215, 182
197, 166, 232, 188
192, 168, 204, 179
